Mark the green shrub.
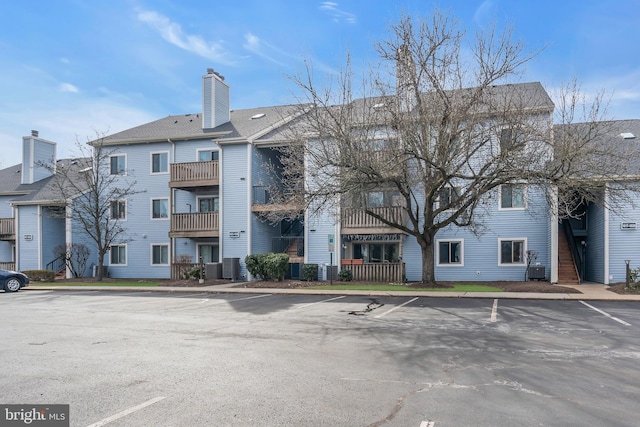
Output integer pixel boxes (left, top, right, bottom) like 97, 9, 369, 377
263, 253, 289, 281
185, 265, 203, 280
245, 253, 269, 279
302, 263, 318, 281
245, 253, 289, 281
22, 270, 55, 282
338, 269, 353, 282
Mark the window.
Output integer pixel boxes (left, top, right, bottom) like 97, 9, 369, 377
499, 239, 526, 265
368, 192, 384, 208
152, 245, 169, 265
500, 184, 525, 209
198, 150, 219, 162
152, 199, 168, 219
110, 245, 127, 265
198, 197, 219, 212
151, 152, 168, 173
198, 244, 219, 263
110, 155, 126, 175
438, 187, 459, 208
110, 200, 126, 220
500, 128, 524, 151
353, 242, 399, 263
438, 240, 463, 266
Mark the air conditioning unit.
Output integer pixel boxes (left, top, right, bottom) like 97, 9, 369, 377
222, 258, 240, 281
528, 266, 545, 280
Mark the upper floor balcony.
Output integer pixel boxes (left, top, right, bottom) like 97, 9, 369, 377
341, 206, 407, 234
0, 218, 15, 241
169, 160, 219, 189
251, 186, 303, 214
169, 212, 219, 238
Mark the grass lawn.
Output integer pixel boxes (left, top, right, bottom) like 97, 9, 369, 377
307, 284, 503, 292
30, 281, 161, 287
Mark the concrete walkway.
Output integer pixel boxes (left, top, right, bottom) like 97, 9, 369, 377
24, 282, 640, 301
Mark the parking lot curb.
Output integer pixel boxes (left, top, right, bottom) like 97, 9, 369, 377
22, 284, 640, 301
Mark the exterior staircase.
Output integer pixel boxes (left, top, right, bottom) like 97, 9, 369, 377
558, 232, 580, 285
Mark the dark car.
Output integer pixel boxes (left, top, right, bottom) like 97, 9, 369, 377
0, 269, 30, 292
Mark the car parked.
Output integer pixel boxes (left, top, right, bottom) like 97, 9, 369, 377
1, 269, 30, 292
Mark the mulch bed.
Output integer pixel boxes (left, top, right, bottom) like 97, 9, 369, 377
233, 280, 582, 293
52, 277, 640, 295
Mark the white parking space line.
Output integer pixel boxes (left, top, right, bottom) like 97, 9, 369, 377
491, 299, 499, 322
579, 301, 631, 326
296, 295, 346, 309
373, 297, 419, 318
85, 396, 166, 427
229, 294, 273, 302
420, 421, 435, 427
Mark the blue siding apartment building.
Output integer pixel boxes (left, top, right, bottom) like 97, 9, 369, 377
1, 69, 639, 284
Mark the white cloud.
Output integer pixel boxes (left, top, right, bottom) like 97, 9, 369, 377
243, 33, 287, 66
319, 2, 357, 24
473, 1, 496, 28
59, 82, 79, 93
137, 10, 235, 65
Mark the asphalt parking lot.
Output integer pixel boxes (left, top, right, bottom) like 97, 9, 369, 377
1, 290, 639, 426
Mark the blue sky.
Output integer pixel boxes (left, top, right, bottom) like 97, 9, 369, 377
1, 0, 639, 167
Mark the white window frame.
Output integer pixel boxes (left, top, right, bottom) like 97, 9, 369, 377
499, 184, 526, 210
110, 244, 128, 266
197, 148, 219, 162
151, 244, 169, 266
499, 127, 525, 152
151, 198, 169, 220
437, 186, 460, 210
196, 195, 219, 212
498, 238, 527, 266
197, 243, 219, 263
150, 151, 169, 174
436, 239, 464, 267
109, 154, 127, 176
110, 199, 127, 221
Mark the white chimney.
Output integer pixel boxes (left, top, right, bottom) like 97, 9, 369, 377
396, 44, 417, 113
202, 69, 230, 129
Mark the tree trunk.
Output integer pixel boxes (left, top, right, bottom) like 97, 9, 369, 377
421, 242, 436, 284
96, 253, 105, 281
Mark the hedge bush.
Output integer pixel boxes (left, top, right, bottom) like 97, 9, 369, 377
245, 253, 290, 281
302, 263, 318, 281
22, 270, 55, 282
338, 269, 353, 282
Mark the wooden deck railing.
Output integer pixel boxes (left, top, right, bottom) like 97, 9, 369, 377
169, 160, 219, 187
0, 262, 16, 271
341, 206, 406, 229
0, 218, 15, 239
341, 262, 405, 283
170, 212, 219, 235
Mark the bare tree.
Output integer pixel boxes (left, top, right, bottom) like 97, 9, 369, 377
45, 132, 144, 280
53, 243, 90, 278
276, 11, 633, 283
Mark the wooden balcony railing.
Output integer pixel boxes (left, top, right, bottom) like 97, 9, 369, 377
169, 160, 219, 188
341, 262, 405, 283
341, 207, 406, 233
0, 218, 15, 240
169, 212, 219, 238
0, 262, 16, 271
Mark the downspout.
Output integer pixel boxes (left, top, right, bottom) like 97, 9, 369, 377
168, 138, 175, 278
66, 204, 73, 278
37, 205, 42, 269
550, 185, 559, 284
604, 183, 610, 285
246, 143, 252, 280
218, 141, 223, 264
